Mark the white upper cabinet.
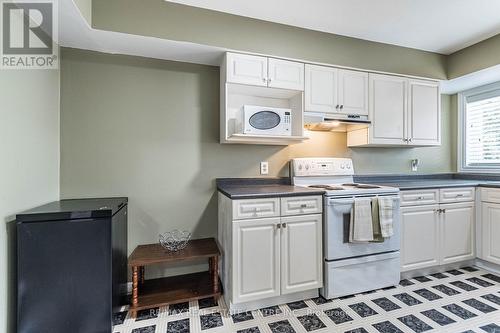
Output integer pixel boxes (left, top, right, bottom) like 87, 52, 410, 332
370, 74, 407, 145
338, 69, 368, 116
226, 53, 304, 90
305, 64, 338, 113
268, 58, 304, 90
305, 65, 368, 116
347, 74, 440, 147
226, 53, 268, 87
408, 79, 440, 146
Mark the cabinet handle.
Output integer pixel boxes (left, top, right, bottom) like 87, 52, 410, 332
417, 196, 424, 200
267, 77, 272, 83
408, 138, 412, 143
442, 209, 446, 213
403, 138, 408, 143
300, 204, 307, 208
276, 224, 281, 229
335, 105, 339, 109
456, 194, 464, 197
282, 223, 286, 228
262, 78, 267, 83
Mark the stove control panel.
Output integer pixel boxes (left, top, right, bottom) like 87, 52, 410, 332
291, 158, 354, 177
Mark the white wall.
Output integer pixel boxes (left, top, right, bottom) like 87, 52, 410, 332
0, 68, 60, 333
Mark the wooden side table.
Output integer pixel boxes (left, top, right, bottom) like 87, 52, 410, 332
128, 238, 221, 316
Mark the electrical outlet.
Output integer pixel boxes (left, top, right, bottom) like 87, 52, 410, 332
411, 159, 419, 172
260, 161, 269, 175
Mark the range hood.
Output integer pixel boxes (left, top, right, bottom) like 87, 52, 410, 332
304, 112, 371, 132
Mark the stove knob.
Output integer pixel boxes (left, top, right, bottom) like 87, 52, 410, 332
305, 164, 310, 170
341, 164, 345, 169
298, 164, 303, 170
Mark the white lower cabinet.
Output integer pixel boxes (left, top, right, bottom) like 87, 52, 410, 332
280, 214, 323, 294
232, 218, 281, 303
481, 202, 500, 265
400, 188, 475, 272
401, 205, 440, 271
440, 202, 475, 264
219, 194, 323, 310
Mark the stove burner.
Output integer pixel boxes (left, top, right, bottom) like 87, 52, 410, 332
356, 184, 381, 189
308, 185, 344, 191
342, 183, 381, 189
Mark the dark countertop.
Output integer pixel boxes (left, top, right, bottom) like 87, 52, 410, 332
356, 175, 500, 190
216, 178, 325, 199
365, 179, 490, 190
216, 174, 500, 199
218, 184, 325, 199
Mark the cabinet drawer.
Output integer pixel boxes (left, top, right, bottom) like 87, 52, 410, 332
281, 196, 322, 216
400, 190, 439, 206
232, 198, 280, 220
481, 187, 500, 204
440, 187, 475, 203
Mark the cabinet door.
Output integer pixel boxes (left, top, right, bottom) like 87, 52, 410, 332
408, 79, 440, 146
280, 214, 322, 294
232, 218, 280, 303
401, 205, 440, 271
338, 69, 368, 116
369, 74, 407, 145
268, 58, 304, 91
481, 202, 500, 265
226, 53, 268, 86
305, 64, 338, 113
440, 202, 475, 264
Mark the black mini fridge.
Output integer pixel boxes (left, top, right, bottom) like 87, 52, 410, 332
16, 197, 128, 333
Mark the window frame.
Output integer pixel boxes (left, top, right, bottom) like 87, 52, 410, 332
458, 81, 500, 173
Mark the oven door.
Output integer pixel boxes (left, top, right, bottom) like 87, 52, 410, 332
324, 195, 400, 261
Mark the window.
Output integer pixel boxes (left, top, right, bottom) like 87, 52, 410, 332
459, 83, 500, 172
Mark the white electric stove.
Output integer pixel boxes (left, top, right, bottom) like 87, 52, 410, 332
291, 157, 402, 299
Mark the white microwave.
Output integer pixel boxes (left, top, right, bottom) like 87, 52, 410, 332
242, 105, 292, 136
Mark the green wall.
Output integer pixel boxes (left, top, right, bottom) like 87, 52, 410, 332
0, 67, 60, 333
92, 0, 447, 80
60, 48, 456, 270
448, 34, 500, 79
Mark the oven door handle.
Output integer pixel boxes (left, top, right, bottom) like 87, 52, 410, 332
327, 196, 400, 206
327, 199, 355, 206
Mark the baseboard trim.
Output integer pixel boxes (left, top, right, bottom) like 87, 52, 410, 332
474, 258, 500, 274
228, 289, 318, 312
400, 260, 476, 279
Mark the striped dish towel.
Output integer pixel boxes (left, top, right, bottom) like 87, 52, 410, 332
378, 196, 394, 237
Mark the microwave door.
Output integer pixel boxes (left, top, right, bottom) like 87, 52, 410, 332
248, 111, 281, 132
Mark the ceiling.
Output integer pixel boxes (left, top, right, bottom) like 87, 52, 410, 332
166, 0, 500, 55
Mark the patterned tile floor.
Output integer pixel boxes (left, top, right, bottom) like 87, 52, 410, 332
113, 266, 500, 333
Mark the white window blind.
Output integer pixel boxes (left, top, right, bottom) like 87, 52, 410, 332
465, 89, 500, 167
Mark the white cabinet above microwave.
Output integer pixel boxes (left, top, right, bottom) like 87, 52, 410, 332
226, 53, 304, 91
221, 53, 307, 145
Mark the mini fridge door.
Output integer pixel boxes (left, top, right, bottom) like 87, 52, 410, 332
17, 217, 112, 333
